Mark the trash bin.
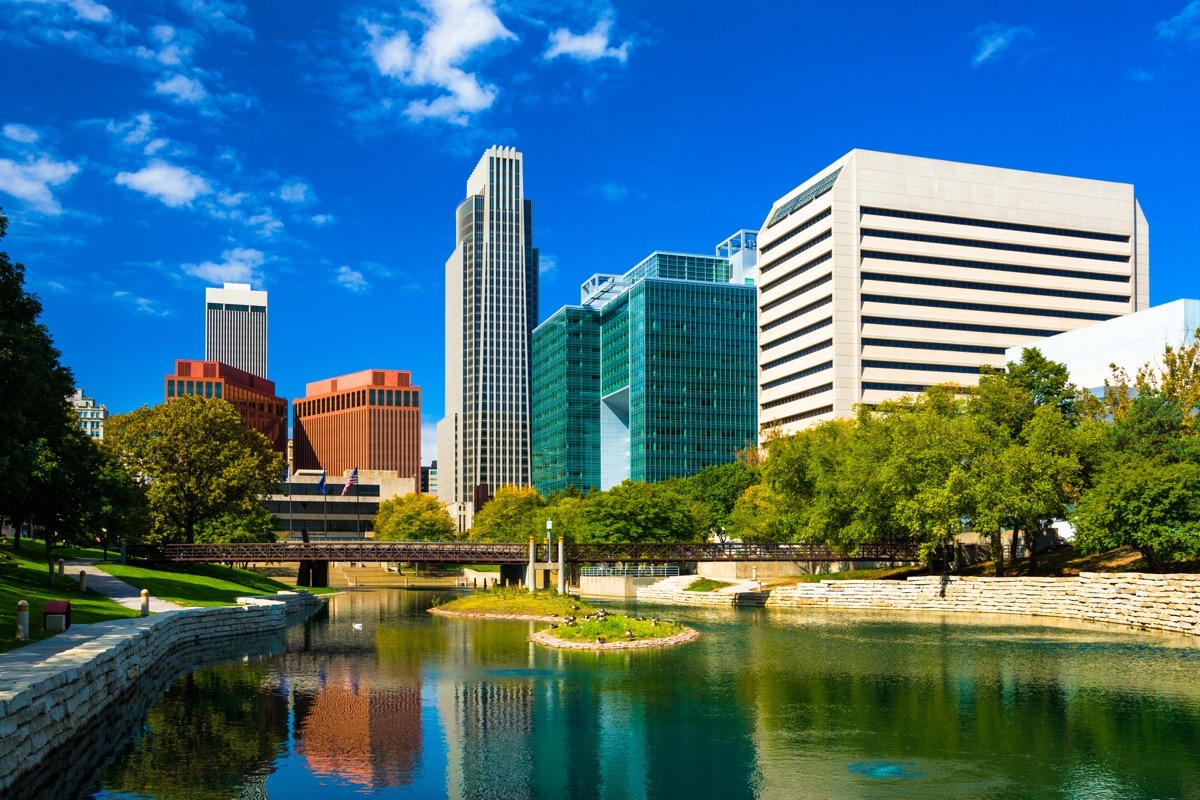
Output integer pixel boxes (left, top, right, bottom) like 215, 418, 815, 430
43, 600, 71, 631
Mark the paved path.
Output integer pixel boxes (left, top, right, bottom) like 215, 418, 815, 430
60, 559, 186, 612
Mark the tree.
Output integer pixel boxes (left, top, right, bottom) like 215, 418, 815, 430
468, 486, 545, 542
374, 493, 456, 541
581, 480, 706, 543
664, 462, 760, 535
0, 208, 77, 549
105, 396, 283, 543
197, 503, 278, 543
728, 483, 791, 542
543, 493, 590, 543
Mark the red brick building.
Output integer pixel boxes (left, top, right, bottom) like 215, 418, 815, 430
293, 369, 421, 479
165, 359, 287, 454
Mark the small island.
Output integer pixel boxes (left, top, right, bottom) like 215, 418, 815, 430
430, 588, 699, 650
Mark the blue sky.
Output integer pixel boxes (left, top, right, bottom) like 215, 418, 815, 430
3, 0, 1199, 463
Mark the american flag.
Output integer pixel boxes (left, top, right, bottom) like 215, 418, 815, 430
341, 467, 359, 496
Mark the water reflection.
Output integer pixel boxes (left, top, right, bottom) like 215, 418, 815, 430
88, 591, 1200, 800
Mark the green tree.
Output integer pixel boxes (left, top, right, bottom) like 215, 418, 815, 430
0, 209, 77, 549
664, 462, 760, 535
197, 503, 278, 543
543, 493, 590, 543
468, 486, 545, 542
374, 493, 456, 541
26, 429, 104, 580
581, 480, 706, 543
105, 396, 283, 543
728, 483, 791, 542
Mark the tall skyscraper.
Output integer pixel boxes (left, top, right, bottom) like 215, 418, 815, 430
757, 149, 1149, 434
205, 282, 268, 379
531, 237, 758, 496
437, 146, 539, 531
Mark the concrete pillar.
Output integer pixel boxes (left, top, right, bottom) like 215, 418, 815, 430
140, 589, 150, 617
79, 570, 88, 592
527, 538, 536, 592
57, 559, 65, 577
16, 600, 28, 641
557, 538, 565, 595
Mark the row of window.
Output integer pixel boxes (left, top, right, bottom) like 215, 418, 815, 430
761, 251, 832, 294
206, 302, 267, 313
762, 360, 833, 390
860, 294, 1116, 322
861, 229, 1130, 263
860, 337, 1007, 356
762, 338, 834, 371
766, 168, 842, 228
860, 206, 1130, 243
167, 379, 223, 400
761, 295, 832, 333
762, 273, 833, 313
860, 249, 1131, 284
861, 315, 1061, 338
860, 271, 1129, 304
861, 360, 982, 375
295, 388, 419, 417
862, 382, 931, 393
760, 231, 832, 275
762, 404, 834, 426
759, 208, 832, 254
761, 316, 833, 352
760, 382, 833, 411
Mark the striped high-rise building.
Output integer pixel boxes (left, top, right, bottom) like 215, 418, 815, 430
205, 282, 268, 379
437, 146, 539, 531
757, 150, 1149, 434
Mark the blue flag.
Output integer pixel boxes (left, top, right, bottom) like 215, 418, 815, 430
317, 470, 326, 494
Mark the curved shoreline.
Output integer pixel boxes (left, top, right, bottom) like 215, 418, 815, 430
428, 607, 561, 622
529, 626, 700, 650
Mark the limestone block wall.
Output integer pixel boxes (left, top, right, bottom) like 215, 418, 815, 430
767, 573, 1200, 635
0, 591, 321, 795
637, 576, 770, 607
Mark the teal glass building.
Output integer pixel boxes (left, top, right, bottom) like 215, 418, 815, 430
532, 234, 759, 495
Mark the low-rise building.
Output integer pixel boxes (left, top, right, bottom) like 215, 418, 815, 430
265, 469, 417, 538
164, 359, 287, 454
69, 388, 108, 439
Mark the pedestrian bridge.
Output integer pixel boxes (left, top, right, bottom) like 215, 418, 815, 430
127, 540, 921, 565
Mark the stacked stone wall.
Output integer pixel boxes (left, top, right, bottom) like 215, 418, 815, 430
0, 591, 321, 795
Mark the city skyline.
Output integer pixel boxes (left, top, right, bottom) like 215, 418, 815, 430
3, 1, 1200, 466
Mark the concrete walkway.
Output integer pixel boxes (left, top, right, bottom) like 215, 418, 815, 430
60, 559, 185, 612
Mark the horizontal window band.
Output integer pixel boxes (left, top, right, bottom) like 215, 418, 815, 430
762, 338, 834, 371
862, 360, 982, 374
861, 294, 1116, 322
860, 249, 1130, 284
860, 338, 1007, 356
761, 251, 832, 294
762, 361, 833, 390
762, 273, 834, 312
861, 228, 1130, 263
761, 317, 833, 352
760, 231, 832, 274
767, 168, 841, 228
861, 206, 1130, 243
860, 271, 1129, 303
761, 295, 833, 333
761, 384, 834, 410
760, 208, 832, 254
762, 404, 835, 425
861, 315, 1063, 338
862, 382, 931, 393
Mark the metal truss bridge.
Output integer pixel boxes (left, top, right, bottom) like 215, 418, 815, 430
127, 540, 921, 565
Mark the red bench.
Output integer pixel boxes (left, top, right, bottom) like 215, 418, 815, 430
43, 600, 71, 631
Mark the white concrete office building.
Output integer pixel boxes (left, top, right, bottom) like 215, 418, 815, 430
205, 282, 268, 379
69, 388, 108, 439
437, 146, 539, 531
1005, 299, 1199, 396
757, 149, 1149, 433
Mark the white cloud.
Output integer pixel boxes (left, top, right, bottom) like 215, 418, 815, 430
3, 124, 40, 144
538, 252, 557, 277
364, 0, 517, 124
115, 159, 212, 206
247, 210, 284, 236
311, 213, 335, 226
336, 264, 368, 292
545, 15, 630, 63
0, 155, 79, 214
598, 181, 627, 201
181, 247, 265, 284
1159, 1, 1200, 43
66, 0, 112, 23
279, 180, 313, 204
107, 112, 154, 145
176, 0, 253, 39
154, 73, 208, 103
971, 23, 1034, 67
217, 190, 245, 206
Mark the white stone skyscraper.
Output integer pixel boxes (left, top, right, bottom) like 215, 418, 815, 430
437, 146, 539, 531
205, 282, 268, 379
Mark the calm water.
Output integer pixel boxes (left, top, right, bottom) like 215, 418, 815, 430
81, 589, 1200, 800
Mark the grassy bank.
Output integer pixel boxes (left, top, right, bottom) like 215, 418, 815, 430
545, 615, 686, 643
0, 540, 138, 653
104, 562, 336, 607
684, 578, 733, 592
436, 586, 588, 617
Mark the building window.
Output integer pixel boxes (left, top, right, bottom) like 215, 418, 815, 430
760, 208, 832, 254
370, 389, 376, 405
766, 168, 841, 228
860, 271, 1129, 303
860, 206, 1130, 243
761, 361, 833, 390
860, 250, 1130, 284
205, 381, 213, 398
861, 294, 1117, 322
862, 382, 931, 393
861, 360, 982, 375
861, 229, 1130, 263
215, 383, 222, 399
760, 231, 832, 275
861, 338, 1007, 356
186, 380, 194, 395
861, 315, 1062, 338
167, 380, 175, 398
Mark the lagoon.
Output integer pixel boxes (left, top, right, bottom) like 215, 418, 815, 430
78, 589, 1200, 799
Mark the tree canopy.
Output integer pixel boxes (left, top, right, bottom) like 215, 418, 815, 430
374, 493, 456, 541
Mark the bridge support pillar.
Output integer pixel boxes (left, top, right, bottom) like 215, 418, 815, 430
557, 538, 565, 594
298, 560, 328, 588
527, 538, 536, 591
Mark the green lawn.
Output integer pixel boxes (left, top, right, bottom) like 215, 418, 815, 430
437, 586, 589, 616
544, 614, 686, 643
103, 562, 335, 607
684, 578, 734, 592
0, 540, 139, 653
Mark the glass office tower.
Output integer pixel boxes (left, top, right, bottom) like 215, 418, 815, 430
532, 238, 758, 495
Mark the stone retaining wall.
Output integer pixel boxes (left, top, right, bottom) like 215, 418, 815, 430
0, 591, 321, 794
637, 585, 770, 607
766, 573, 1200, 635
